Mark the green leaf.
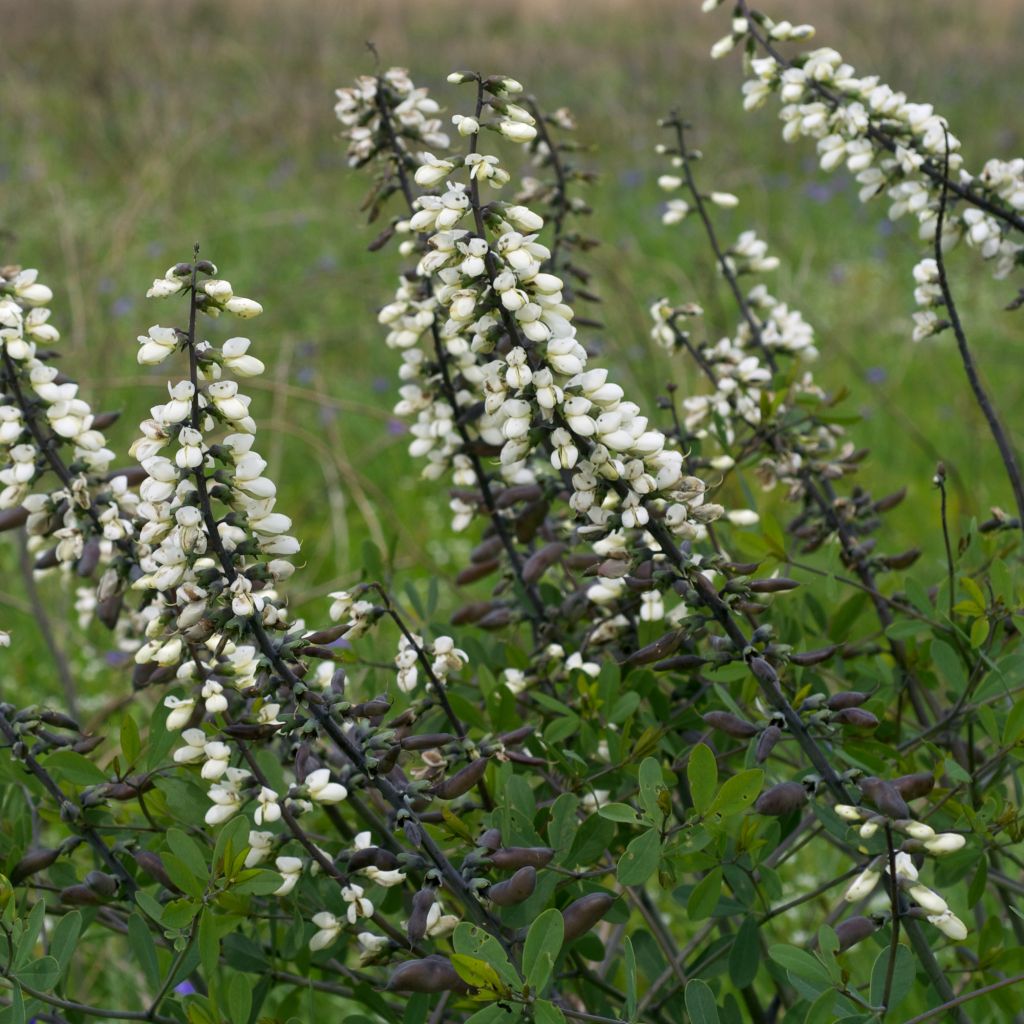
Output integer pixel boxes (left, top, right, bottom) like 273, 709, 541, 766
624, 937, 637, 1022
869, 945, 914, 1012
532, 1002, 565, 1024
15, 956, 61, 992
226, 970, 252, 1024
970, 616, 990, 648
449, 954, 507, 995
597, 803, 642, 824
523, 908, 563, 995
452, 924, 519, 987
728, 917, 761, 988
684, 979, 720, 1024
686, 867, 723, 921
128, 912, 161, 987
120, 713, 142, 766
162, 853, 207, 899
199, 908, 221, 980
768, 945, 832, 992
15, 900, 46, 968
617, 829, 661, 886
49, 910, 81, 974
465, 1006, 522, 1024
688, 744, 718, 816
804, 989, 840, 1024
708, 769, 764, 818
42, 749, 108, 786
638, 757, 664, 822
167, 829, 210, 882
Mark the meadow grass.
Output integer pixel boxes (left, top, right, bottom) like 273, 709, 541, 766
1, 0, 1022, 700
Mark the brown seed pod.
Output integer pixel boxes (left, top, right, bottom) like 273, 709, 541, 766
72, 735, 105, 755
456, 559, 501, 585
348, 847, 401, 873
562, 893, 615, 944
721, 561, 762, 575
521, 542, 566, 585
861, 777, 910, 820
385, 957, 469, 994
748, 577, 800, 593
433, 758, 488, 800
702, 711, 759, 739
488, 866, 537, 907
60, 884, 107, 906
789, 644, 841, 666
349, 699, 392, 719
826, 691, 870, 711
478, 828, 502, 851
880, 548, 922, 570
893, 772, 935, 801
623, 631, 682, 667
84, 870, 118, 897
37, 710, 81, 732
495, 484, 543, 509
303, 623, 349, 646
872, 488, 907, 513
754, 781, 807, 817
755, 725, 783, 764
489, 846, 555, 870
451, 601, 494, 626
407, 887, 438, 945
832, 708, 879, 729
563, 553, 602, 571
514, 500, 548, 544
497, 725, 534, 746
11, 847, 61, 884
477, 607, 513, 630
470, 536, 504, 563
836, 915, 879, 952
132, 850, 181, 893
96, 592, 124, 630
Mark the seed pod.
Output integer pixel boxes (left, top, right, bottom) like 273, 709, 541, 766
401, 733, 457, 751
748, 656, 777, 685
407, 887, 438, 945
456, 559, 500, 585
754, 781, 807, 817
756, 725, 783, 763
514, 500, 547, 543
861, 777, 910, 820
11, 847, 61, 883
433, 758, 488, 800
826, 691, 869, 711
789, 644, 841, 666
495, 484, 542, 509
76, 538, 102, 578
470, 536, 504, 563
748, 577, 800, 593
84, 870, 118, 896
34, 547, 60, 571
477, 607, 512, 630
893, 772, 934, 801
132, 850, 181, 893
832, 708, 879, 729
367, 224, 396, 252
488, 866, 537, 906
653, 653, 707, 672
0, 507, 29, 533
562, 893, 615, 944
60, 883, 106, 906
348, 847, 401, 873
303, 623, 349, 646
521, 542, 566, 585
451, 601, 493, 626
349, 699, 391, 719
385, 957, 469, 994
836, 915, 879, 952
722, 561, 762, 575
38, 710, 81, 732
624, 631, 682, 667
703, 711, 759, 739
489, 846, 555, 870
497, 725, 534, 746
873, 488, 907, 513
96, 592, 124, 630
881, 548, 922, 570
478, 828, 502, 851
586, 558, 630, 579
564, 553, 602, 571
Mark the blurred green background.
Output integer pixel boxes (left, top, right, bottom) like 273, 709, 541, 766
2, 0, 1023, 700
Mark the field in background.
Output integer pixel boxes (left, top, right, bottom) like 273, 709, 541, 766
1, 0, 1023, 699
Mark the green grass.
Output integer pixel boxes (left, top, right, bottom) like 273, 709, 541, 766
2, 0, 1023, 703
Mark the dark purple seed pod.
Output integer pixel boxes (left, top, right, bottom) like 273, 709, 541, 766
521, 542, 567, 585
893, 772, 935, 801
789, 644, 841, 666
489, 846, 555, 870
495, 484, 543, 509
653, 654, 707, 672
478, 828, 502, 851
348, 847, 401, 873
477, 607, 513, 630
38, 710, 81, 732
826, 691, 870, 711
624, 631, 682, 667
11, 847, 61, 884
385, 957, 469, 994
881, 548, 922, 570
861, 777, 910, 820
722, 561, 762, 575
76, 538, 102, 578
377, 746, 400, 775
433, 758, 488, 800
564, 553, 602, 571
451, 601, 493, 626
60, 884, 106, 906
456, 559, 501, 585
96, 592, 124, 630
514, 501, 548, 544
748, 577, 800, 593
488, 866, 537, 906
401, 733, 458, 751
703, 711, 759, 739
349, 699, 391, 719
497, 725, 534, 746
754, 781, 807, 817
836, 915, 879, 952
873, 488, 907, 513
832, 708, 879, 729
367, 225, 396, 252
132, 850, 181, 893
303, 623, 349, 646
748, 656, 778, 685
407, 887, 438, 945
756, 725, 783, 764
73, 735, 105, 756
470, 536, 504, 563
0, 507, 28, 533
562, 893, 615, 944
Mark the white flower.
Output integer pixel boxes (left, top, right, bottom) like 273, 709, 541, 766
923, 832, 966, 855
306, 768, 348, 804
927, 910, 968, 941
274, 856, 304, 896
342, 884, 374, 925
309, 911, 342, 951
173, 728, 208, 765
245, 831, 275, 868
255, 786, 282, 825
164, 695, 196, 731
844, 867, 880, 901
